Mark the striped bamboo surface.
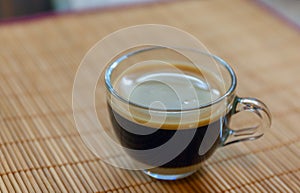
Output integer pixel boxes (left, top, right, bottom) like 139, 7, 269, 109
0, 0, 300, 192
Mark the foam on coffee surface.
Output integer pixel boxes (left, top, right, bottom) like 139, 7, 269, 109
110, 62, 225, 129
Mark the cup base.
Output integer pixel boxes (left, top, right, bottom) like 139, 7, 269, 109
143, 170, 196, 180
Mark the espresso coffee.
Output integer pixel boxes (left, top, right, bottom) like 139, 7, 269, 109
107, 62, 226, 175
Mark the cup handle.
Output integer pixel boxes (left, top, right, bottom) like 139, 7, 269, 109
222, 96, 272, 146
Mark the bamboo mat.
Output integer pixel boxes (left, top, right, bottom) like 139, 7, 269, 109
1, 0, 300, 192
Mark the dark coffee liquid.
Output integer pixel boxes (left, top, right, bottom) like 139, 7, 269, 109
108, 104, 223, 168
108, 63, 225, 171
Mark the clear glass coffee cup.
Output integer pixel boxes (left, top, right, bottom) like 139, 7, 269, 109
104, 46, 271, 180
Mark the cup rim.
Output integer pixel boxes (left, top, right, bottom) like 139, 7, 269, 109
105, 46, 237, 112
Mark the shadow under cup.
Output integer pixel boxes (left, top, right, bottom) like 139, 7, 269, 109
104, 47, 271, 180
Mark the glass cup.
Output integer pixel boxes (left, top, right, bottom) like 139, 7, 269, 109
104, 46, 271, 180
